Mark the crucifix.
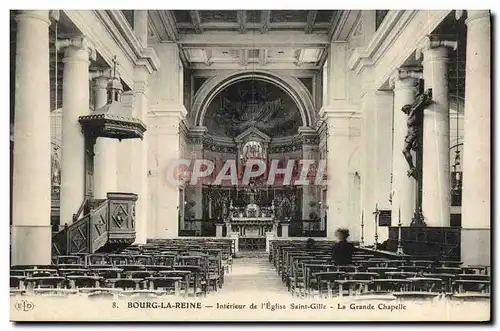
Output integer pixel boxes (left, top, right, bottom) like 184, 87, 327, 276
402, 83, 432, 226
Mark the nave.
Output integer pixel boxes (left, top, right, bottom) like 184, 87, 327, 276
10, 238, 490, 301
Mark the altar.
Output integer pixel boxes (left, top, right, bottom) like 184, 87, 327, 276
227, 201, 278, 238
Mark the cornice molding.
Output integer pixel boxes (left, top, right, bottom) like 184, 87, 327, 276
347, 10, 452, 90
348, 10, 410, 74
330, 10, 361, 42
63, 10, 159, 88
319, 106, 360, 120
149, 104, 188, 119
103, 11, 160, 74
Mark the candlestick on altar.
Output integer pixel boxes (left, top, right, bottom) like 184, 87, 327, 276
373, 203, 379, 250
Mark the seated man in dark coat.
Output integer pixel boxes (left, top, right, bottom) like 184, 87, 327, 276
332, 229, 355, 266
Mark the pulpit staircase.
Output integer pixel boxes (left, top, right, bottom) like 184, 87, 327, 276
51, 57, 146, 256
52, 192, 138, 255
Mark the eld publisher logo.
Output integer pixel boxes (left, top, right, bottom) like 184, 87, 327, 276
15, 300, 35, 312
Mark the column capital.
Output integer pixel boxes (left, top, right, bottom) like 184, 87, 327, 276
57, 35, 97, 61
187, 126, 208, 145
134, 81, 148, 95
298, 126, 319, 145
415, 35, 458, 60
465, 10, 491, 25
93, 77, 110, 93
15, 10, 51, 25
89, 68, 112, 81
389, 67, 422, 89
133, 66, 150, 94
49, 10, 60, 21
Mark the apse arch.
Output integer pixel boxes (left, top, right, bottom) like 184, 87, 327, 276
191, 70, 315, 128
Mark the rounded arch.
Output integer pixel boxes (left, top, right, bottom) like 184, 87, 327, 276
191, 70, 316, 128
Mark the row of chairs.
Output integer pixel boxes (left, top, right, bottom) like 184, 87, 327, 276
10, 238, 235, 298
269, 240, 491, 299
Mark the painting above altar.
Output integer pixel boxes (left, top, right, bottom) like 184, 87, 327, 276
203, 80, 302, 138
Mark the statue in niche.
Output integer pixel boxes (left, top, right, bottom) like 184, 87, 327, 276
277, 196, 292, 221
402, 88, 433, 179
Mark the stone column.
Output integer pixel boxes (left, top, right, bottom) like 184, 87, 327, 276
359, 69, 377, 244
373, 91, 393, 243
131, 68, 149, 244
58, 35, 95, 226
92, 75, 119, 200
417, 36, 457, 227
117, 91, 135, 192
389, 68, 420, 225
148, 42, 185, 238
322, 42, 356, 239
298, 126, 318, 228
92, 75, 108, 107
152, 110, 185, 238
461, 10, 491, 266
347, 172, 361, 242
188, 127, 207, 223
11, 10, 52, 265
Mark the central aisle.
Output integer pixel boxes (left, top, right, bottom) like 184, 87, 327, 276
212, 251, 291, 298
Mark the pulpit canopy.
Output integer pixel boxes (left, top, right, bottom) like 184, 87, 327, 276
78, 57, 146, 140
78, 105, 146, 140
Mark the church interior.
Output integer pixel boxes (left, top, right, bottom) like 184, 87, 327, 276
9, 10, 490, 301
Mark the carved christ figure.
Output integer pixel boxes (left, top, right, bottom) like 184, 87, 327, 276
402, 88, 433, 178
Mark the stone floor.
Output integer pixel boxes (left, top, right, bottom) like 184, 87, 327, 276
212, 251, 290, 299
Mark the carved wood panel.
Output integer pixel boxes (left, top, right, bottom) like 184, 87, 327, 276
91, 200, 109, 252
107, 193, 137, 244
68, 215, 90, 254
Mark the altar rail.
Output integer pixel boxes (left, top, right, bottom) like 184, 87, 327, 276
182, 219, 217, 237
288, 220, 325, 237
182, 219, 326, 238
387, 226, 461, 261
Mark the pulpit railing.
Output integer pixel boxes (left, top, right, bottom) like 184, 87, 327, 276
51, 192, 137, 256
